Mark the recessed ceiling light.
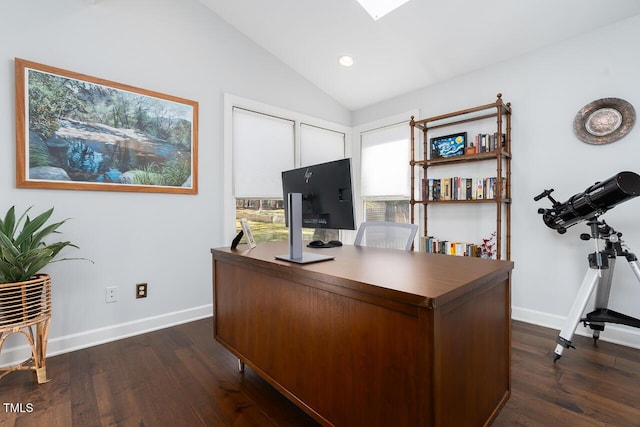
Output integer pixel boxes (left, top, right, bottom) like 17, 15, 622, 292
356, 0, 411, 21
338, 55, 354, 67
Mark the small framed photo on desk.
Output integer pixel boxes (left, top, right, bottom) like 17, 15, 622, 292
240, 218, 257, 248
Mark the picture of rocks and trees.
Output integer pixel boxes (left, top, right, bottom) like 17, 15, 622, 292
15, 59, 198, 194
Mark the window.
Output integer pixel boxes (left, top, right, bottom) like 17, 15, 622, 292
300, 123, 345, 166
363, 200, 410, 223
360, 122, 411, 223
232, 108, 294, 199
225, 96, 348, 243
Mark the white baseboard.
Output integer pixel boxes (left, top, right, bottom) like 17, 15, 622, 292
512, 305, 640, 350
0, 304, 213, 368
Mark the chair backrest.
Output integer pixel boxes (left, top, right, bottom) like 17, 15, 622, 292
353, 222, 419, 251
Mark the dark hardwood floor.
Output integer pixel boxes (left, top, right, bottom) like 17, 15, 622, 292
1, 319, 639, 426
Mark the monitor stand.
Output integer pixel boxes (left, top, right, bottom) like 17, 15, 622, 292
275, 193, 334, 264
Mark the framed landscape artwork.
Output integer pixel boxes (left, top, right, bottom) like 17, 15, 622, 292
15, 58, 198, 194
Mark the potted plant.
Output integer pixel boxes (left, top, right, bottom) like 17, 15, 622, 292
0, 206, 81, 322
480, 231, 497, 259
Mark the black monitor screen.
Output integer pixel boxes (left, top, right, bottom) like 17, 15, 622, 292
281, 158, 356, 230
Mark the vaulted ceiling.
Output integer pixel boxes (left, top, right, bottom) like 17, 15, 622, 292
199, 0, 640, 110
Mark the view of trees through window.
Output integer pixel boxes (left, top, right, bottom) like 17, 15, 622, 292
235, 200, 409, 244
235, 199, 338, 243
364, 200, 410, 223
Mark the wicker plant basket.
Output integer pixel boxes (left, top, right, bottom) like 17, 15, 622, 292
0, 274, 52, 384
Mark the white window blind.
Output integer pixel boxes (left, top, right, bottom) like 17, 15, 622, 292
360, 123, 410, 198
300, 124, 345, 167
233, 107, 295, 198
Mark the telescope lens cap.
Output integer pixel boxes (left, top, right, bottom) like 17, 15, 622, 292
617, 171, 640, 196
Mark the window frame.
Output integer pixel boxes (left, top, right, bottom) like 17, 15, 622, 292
352, 110, 419, 226
223, 94, 351, 244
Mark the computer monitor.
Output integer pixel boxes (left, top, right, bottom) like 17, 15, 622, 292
276, 158, 355, 264
281, 158, 356, 231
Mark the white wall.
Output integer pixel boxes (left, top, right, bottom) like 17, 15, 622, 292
353, 15, 640, 348
3, 0, 640, 366
0, 0, 349, 364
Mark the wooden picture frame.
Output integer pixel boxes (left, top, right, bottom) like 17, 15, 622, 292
15, 58, 198, 194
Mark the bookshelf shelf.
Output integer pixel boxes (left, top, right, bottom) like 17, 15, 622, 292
410, 93, 512, 260
412, 198, 512, 205
412, 150, 511, 167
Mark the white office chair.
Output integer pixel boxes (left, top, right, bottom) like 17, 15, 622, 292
353, 221, 419, 251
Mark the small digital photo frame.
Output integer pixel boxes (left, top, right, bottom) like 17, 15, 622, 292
430, 132, 467, 159
240, 218, 257, 249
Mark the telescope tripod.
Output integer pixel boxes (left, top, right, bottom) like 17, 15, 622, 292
554, 219, 640, 361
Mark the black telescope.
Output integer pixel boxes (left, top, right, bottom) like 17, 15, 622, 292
535, 171, 640, 234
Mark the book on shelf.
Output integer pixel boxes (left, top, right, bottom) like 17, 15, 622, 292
443, 178, 451, 200
420, 236, 448, 255
432, 179, 441, 201
465, 178, 473, 200
476, 178, 484, 199
422, 178, 440, 201
422, 176, 506, 201
473, 133, 506, 153
419, 235, 482, 257
483, 177, 507, 199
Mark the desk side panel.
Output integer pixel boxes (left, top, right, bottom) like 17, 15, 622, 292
214, 259, 421, 426
434, 274, 511, 427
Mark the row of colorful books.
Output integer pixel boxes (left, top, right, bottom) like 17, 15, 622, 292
421, 177, 506, 201
418, 236, 486, 257
470, 132, 506, 154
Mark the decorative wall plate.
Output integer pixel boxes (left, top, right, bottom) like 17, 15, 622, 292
573, 98, 635, 145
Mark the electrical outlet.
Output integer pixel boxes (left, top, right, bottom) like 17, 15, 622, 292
106, 287, 118, 303
136, 283, 148, 299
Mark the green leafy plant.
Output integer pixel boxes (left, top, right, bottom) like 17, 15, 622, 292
131, 160, 191, 186
0, 206, 82, 284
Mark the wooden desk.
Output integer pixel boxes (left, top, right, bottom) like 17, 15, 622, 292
211, 242, 513, 426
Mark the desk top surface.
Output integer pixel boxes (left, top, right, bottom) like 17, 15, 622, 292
212, 241, 513, 309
